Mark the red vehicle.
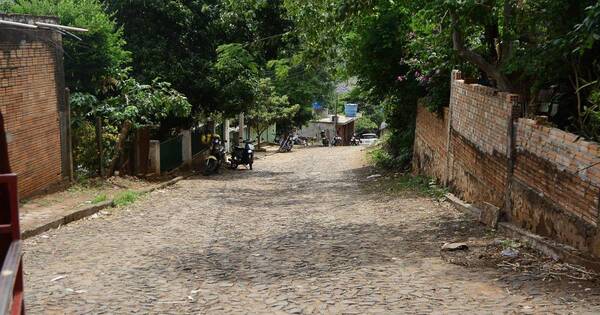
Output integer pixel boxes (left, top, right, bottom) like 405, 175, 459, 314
0, 112, 25, 314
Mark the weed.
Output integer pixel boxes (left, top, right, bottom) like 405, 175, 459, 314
113, 191, 140, 207
91, 193, 108, 204
499, 239, 522, 250
374, 174, 448, 200
396, 175, 448, 199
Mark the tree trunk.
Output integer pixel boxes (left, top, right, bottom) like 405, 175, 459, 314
255, 125, 266, 149
450, 12, 513, 92
107, 121, 132, 177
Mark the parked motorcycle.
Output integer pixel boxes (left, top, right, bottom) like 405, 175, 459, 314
293, 135, 309, 146
203, 136, 226, 175
278, 134, 294, 152
320, 130, 329, 147
230, 140, 255, 170
332, 135, 343, 146
350, 134, 361, 146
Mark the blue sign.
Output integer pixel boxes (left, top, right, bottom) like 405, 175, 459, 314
345, 103, 358, 117
312, 102, 323, 110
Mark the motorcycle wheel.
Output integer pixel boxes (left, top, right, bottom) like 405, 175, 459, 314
203, 159, 218, 176
229, 162, 238, 170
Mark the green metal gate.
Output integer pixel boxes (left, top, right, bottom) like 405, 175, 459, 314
160, 136, 183, 172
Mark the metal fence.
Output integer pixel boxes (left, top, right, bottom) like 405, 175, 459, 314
160, 136, 183, 172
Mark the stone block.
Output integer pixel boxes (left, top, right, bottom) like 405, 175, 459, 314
479, 202, 500, 229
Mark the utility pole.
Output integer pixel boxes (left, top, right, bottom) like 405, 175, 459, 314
224, 118, 231, 153
238, 112, 245, 145
333, 93, 338, 141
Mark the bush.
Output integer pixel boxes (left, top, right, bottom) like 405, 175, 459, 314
355, 116, 378, 134
368, 130, 414, 171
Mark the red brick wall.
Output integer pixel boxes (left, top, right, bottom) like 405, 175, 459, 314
510, 119, 600, 255
412, 105, 449, 182
449, 71, 517, 157
514, 119, 599, 225
449, 130, 508, 207
413, 70, 600, 257
446, 70, 519, 207
0, 17, 66, 198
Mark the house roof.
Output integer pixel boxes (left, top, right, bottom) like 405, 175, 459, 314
314, 115, 357, 126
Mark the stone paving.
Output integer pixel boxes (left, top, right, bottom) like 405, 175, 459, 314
23, 146, 600, 314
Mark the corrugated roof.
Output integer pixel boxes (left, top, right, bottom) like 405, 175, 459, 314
314, 115, 357, 125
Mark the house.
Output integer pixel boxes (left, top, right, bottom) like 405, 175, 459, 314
300, 115, 357, 145
0, 14, 73, 198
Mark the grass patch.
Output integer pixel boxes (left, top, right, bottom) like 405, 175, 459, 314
384, 174, 448, 200
91, 193, 108, 204
366, 146, 447, 199
113, 191, 140, 207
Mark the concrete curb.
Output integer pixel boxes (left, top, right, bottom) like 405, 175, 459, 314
445, 192, 600, 272
21, 176, 186, 239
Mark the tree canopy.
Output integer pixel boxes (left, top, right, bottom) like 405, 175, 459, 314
5, 0, 600, 171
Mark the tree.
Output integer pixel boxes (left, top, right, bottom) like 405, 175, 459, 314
355, 116, 377, 135
212, 43, 260, 116
99, 69, 192, 176
105, 0, 222, 114
247, 78, 299, 148
8, 0, 130, 94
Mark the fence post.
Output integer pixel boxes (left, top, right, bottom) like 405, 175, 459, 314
181, 130, 192, 167
149, 140, 161, 175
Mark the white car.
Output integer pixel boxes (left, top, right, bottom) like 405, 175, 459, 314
360, 133, 379, 146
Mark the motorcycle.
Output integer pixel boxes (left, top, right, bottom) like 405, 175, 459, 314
230, 140, 255, 170
203, 136, 226, 176
278, 134, 294, 152
320, 130, 329, 147
293, 135, 309, 146
350, 135, 361, 146
332, 135, 343, 146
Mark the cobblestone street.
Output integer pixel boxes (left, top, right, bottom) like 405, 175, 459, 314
23, 147, 600, 314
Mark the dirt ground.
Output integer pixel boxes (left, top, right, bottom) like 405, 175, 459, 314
22, 146, 600, 314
